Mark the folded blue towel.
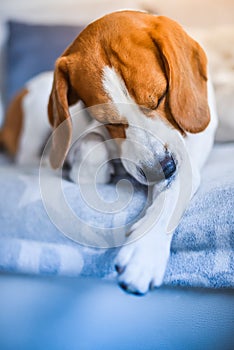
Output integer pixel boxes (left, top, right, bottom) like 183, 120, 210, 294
0, 143, 233, 288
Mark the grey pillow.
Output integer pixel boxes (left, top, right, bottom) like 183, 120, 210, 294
5, 21, 84, 105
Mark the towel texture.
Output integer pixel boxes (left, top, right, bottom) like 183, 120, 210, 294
0, 143, 233, 288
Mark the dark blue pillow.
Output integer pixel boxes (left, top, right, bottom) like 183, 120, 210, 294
6, 21, 85, 105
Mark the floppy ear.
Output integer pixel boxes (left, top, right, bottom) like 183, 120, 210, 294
48, 57, 79, 169
152, 16, 210, 133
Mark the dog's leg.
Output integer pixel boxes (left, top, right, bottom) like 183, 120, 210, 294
115, 111, 216, 295
114, 169, 197, 294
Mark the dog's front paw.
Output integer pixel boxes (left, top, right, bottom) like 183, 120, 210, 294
114, 230, 172, 295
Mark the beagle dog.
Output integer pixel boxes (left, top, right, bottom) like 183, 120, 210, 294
0, 11, 218, 294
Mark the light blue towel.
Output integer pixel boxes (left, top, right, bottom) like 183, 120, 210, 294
0, 143, 233, 288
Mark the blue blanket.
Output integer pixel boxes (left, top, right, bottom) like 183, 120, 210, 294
0, 143, 234, 288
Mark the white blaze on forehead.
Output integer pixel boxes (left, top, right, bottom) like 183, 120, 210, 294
102, 66, 132, 105
102, 66, 146, 128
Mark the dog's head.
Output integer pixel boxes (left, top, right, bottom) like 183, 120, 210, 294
48, 11, 210, 185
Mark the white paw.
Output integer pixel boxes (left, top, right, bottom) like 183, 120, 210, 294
114, 229, 172, 295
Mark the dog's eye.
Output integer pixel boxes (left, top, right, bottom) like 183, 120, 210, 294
155, 91, 167, 109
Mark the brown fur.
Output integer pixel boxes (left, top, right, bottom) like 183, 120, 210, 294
105, 124, 127, 140
0, 88, 28, 156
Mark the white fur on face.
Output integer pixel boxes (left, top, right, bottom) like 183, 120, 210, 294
102, 66, 185, 186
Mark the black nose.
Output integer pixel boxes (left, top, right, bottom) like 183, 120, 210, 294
160, 156, 176, 179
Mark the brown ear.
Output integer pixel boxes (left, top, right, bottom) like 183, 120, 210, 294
48, 57, 79, 169
152, 16, 210, 133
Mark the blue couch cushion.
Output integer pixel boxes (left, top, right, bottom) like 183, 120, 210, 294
5, 21, 84, 105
